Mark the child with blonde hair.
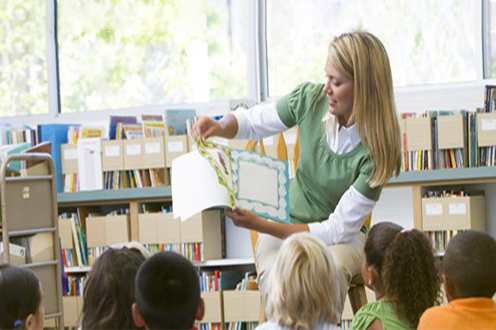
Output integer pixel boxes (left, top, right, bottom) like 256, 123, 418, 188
257, 233, 341, 330
350, 222, 441, 330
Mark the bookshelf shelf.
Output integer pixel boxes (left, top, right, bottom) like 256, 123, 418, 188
193, 257, 255, 268
57, 167, 496, 205
64, 266, 92, 274
58, 186, 172, 205
63, 258, 255, 274
388, 167, 496, 187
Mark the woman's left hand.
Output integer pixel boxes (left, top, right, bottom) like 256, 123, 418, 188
225, 207, 263, 231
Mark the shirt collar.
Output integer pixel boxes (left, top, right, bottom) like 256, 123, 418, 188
322, 112, 361, 147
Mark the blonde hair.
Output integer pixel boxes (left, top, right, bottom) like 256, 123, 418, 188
327, 31, 401, 187
266, 233, 340, 330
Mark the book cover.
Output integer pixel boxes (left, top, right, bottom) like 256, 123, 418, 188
109, 116, 137, 140
172, 139, 290, 223
38, 124, 75, 192
165, 109, 197, 136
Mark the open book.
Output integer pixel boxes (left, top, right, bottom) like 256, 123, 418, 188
172, 139, 289, 223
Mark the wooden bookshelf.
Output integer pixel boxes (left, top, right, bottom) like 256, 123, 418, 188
387, 167, 496, 230
57, 166, 496, 241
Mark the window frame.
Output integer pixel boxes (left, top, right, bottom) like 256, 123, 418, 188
0, 0, 492, 125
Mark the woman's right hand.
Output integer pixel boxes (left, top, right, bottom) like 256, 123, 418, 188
192, 116, 223, 140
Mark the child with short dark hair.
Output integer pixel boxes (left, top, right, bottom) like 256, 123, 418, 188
0, 264, 45, 330
418, 230, 496, 329
350, 222, 441, 330
132, 252, 204, 330
81, 246, 146, 329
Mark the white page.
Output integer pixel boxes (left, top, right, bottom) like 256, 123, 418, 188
78, 138, 103, 191
171, 151, 231, 221
237, 160, 278, 207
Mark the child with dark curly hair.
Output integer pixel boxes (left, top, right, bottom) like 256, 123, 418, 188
417, 230, 496, 330
350, 222, 441, 330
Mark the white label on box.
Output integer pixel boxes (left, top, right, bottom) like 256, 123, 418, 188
0, 243, 26, 257
425, 203, 443, 216
449, 203, 467, 215
126, 144, 141, 155
105, 145, 120, 157
285, 133, 297, 144
145, 142, 161, 154
263, 136, 274, 146
168, 141, 184, 153
482, 119, 496, 131
64, 148, 78, 160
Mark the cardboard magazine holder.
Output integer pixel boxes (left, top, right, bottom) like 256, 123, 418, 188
422, 195, 485, 231
123, 140, 144, 170
180, 210, 222, 261
61, 144, 78, 174
165, 135, 188, 167
406, 117, 432, 151
138, 212, 180, 244
142, 137, 166, 169
437, 115, 465, 150
477, 112, 496, 147
102, 140, 124, 171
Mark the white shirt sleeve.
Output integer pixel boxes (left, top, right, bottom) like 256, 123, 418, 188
307, 186, 376, 245
231, 100, 289, 141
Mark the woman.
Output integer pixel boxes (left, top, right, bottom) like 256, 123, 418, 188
193, 31, 401, 312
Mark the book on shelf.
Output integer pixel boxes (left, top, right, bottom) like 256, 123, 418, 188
60, 212, 88, 267
165, 109, 197, 136
38, 124, 74, 192
109, 115, 137, 140
172, 138, 290, 223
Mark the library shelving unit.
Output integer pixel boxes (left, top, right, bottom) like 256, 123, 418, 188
57, 186, 256, 272
388, 167, 495, 230
0, 154, 64, 329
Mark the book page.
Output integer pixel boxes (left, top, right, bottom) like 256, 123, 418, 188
172, 151, 231, 221
232, 150, 290, 223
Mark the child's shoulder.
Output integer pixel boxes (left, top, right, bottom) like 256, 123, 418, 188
350, 301, 410, 330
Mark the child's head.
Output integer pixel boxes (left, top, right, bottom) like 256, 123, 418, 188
0, 264, 44, 330
363, 222, 441, 328
266, 233, 340, 330
443, 230, 496, 300
82, 247, 146, 330
133, 252, 204, 330
362, 222, 402, 293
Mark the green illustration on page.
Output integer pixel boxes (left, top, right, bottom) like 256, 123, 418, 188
196, 137, 236, 206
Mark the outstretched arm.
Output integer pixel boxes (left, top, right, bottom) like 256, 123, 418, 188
225, 207, 309, 239
227, 186, 376, 244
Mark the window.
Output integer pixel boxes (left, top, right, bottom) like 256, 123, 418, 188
0, 1, 49, 116
57, 0, 250, 113
267, 0, 480, 97
487, 0, 496, 78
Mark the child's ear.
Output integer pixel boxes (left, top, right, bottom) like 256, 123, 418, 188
132, 303, 147, 329
443, 275, 455, 302
195, 298, 205, 322
24, 314, 35, 330
366, 266, 378, 287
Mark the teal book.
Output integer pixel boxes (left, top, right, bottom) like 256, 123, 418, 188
165, 109, 196, 136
